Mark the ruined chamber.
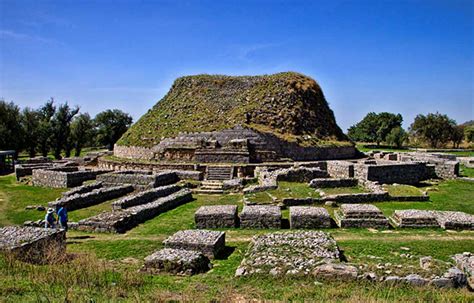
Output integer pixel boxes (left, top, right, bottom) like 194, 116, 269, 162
114, 72, 357, 164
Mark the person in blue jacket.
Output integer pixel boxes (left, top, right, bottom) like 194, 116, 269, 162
56, 205, 68, 231
44, 208, 56, 229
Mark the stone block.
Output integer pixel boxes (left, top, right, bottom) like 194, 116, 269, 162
163, 229, 225, 259
195, 205, 238, 228
431, 211, 474, 230
391, 210, 439, 228
142, 248, 211, 275
289, 206, 331, 229
335, 204, 389, 228
239, 205, 281, 229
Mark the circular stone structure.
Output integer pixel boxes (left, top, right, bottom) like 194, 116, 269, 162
114, 72, 357, 163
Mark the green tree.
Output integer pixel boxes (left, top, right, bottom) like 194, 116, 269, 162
37, 99, 56, 157
0, 100, 24, 158
409, 112, 456, 148
347, 112, 403, 145
94, 109, 133, 150
465, 126, 474, 143
385, 126, 408, 148
51, 103, 79, 159
449, 125, 464, 148
71, 113, 94, 157
21, 107, 41, 158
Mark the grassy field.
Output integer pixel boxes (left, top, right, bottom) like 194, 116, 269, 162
0, 174, 473, 302
355, 143, 474, 157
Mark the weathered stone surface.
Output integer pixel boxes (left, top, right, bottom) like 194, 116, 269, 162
309, 178, 358, 188
391, 210, 440, 228
62, 181, 103, 197
404, 274, 429, 286
354, 161, 429, 185
335, 204, 389, 228
431, 211, 474, 230
419, 256, 433, 270
195, 205, 238, 228
239, 205, 281, 229
429, 277, 455, 288
321, 192, 390, 204
0, 226, 66, 264
235, 231, 341, 277
97, 170, 179, 189
112, 184, 180, 210
142, 248, 211, 275
399, 152, 459, 179
443, 267, 467, 287
313, 263, 358, 281
48, 185, 134, 211
33, 168, 109, 188
453, 252, 474, 289
163, 229, 225, 259
77, 189, 193, 233
289, 206, 331, 229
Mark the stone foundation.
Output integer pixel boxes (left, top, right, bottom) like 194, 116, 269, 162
112, 184, 181, 210
309, 178, 358, 188
432, 211, 474, 230
195, 205, 239, 228
32, 168, 109, 188
163, 229, 225, 259
142, 248, 211, 275
391, 210, 440, 228
48, 185, 134, 211
62, 181, 103, 197
240, 205, 282, 229
334, 204, 389, 228
97, 170, 179, 189
0, 226, 66, 264
77, 189, 193, 233
289, 206, 331, 229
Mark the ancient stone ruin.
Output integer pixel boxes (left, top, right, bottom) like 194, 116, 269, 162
335, 204, 390, 228
195, 205, 239, 228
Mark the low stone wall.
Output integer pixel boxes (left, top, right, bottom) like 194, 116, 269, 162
97, 170, 179, 189
15, 163, 55, 180
77, 189, 193, 233
309, 178, 358, 188
399, 153, 459, 179
322, 192, 390, 204
354, 162, 428, 185
112, 184, 181, 210
326, 161, 354, 178
113, 144, 155, 160
32, 168, 108, 188
0, 226, 66, 264
62, 181, 103, 197
48, 185, 134, 211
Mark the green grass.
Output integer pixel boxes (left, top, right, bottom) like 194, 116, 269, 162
460, 164, 474, 178
383, 184, 424, 197
1, 174, 474, 302
321, 186, 367, 195
245, 181, 320, 204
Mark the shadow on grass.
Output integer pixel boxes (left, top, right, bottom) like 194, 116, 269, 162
216, 246, 236, 260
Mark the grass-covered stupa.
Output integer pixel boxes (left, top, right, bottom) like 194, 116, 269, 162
115, 72, 356, 163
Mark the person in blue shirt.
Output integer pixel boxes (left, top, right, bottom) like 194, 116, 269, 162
56, 205, 68, 231
44, 208, 56, 229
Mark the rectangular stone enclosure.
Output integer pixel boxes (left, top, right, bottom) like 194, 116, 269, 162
335, 204, 389, 228
239, 205, 282, 229
195, 205, 239, 228
290, 206, 331, 229
163, 229, 225, 259
0, 226, 66, 264
142, 248, 211, 275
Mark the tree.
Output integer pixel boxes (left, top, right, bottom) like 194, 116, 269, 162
449, 125, 464, 148
0, 100, 24, 158
385, 126, 408, 148
348, 112, 403, 145
409, 112, 456, 148
21, 107, 41, 158
71, 113, 94, 157
94, 109, 133, 150
465, 126, 474, 143
37, 99, 56, 157
51, 103, 79, 159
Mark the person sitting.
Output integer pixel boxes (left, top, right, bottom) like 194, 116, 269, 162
44, 208, 56, 229
56, 205, 68, 231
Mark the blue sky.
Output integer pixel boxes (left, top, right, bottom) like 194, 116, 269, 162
0, 0, 472, 131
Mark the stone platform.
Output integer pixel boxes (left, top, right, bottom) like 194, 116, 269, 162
235, 231, 345, 277
240, 205, 281, 229
112, 184, 180, 210
0, 226, 66, 264
335, 204, 389, 228
163, 229, 225, 259
195, 205, 239, 228
391, 210, 440, 228
432, 211, 474, 230
289, 206, 331, 229
142, 248, 211, 275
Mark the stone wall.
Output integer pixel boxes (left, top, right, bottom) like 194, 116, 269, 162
309, 178, 358, 188
0, 226, 66, 264
113, 144, 155, 160
112, 184, 181, 210
354, 162, 428, 185
97, 170, 179, 189
399, 153, 459, 179
326, 161, 355, 178
48, 185, 134, 211
32, 168, 108, 188
62, 181, 103, 197
77, 189, 192, 233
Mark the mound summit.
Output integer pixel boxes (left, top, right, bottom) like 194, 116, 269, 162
116, 72, 356, 163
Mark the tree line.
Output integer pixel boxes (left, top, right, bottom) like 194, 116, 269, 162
0, 99, 133, 159
348, 112, 473, 148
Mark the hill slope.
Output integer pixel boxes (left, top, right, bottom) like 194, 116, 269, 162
117, 72, 348, 148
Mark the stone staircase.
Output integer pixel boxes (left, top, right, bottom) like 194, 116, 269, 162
206, 166, 233, 181
195, 180, 225, 194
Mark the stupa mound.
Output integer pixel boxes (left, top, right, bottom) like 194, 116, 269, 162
115, 72, 356, 163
